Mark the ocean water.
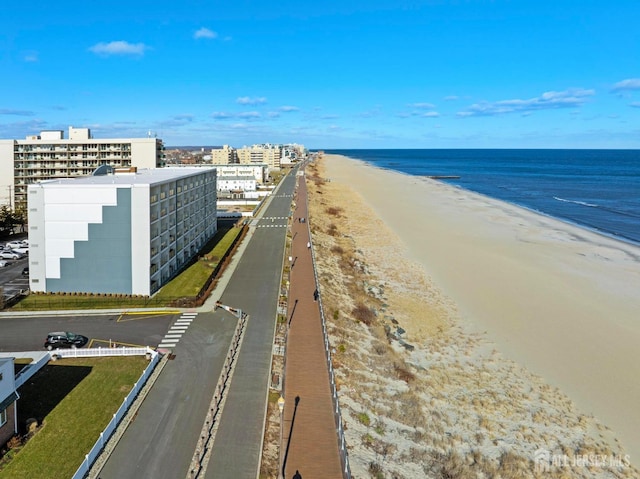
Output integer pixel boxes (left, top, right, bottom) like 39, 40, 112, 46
324, 149, 640, 245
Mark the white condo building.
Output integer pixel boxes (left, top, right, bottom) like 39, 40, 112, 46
0, 127, 164, 209
27, 167, 217, 296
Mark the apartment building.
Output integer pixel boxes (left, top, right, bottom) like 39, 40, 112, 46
0, 127, 164, 209
27, 167, 217, 296
236, 144, 282, 169
210, 144, 237, 165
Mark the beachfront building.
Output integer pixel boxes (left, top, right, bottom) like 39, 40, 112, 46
237, 144, 282, 169
0, 127, 165, 210
0, 358, 18, 449
27, 167, 217, 296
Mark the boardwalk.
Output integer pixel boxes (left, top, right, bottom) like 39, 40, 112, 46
281, 173, 344, 479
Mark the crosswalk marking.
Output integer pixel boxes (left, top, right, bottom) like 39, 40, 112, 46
158, 313, 197, 349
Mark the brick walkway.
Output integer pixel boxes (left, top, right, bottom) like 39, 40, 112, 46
280, 173, 344, 479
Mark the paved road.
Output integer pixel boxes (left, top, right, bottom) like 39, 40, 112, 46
99, 168, 299, 478
205, 173, 297, 478
98, 310, 238, 479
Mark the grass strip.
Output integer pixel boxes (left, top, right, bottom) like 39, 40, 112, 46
0, 356, 147, 479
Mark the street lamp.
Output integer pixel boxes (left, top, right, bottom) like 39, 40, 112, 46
277, 395, 285, 479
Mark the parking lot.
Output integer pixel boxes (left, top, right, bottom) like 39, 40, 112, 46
0, 254, 29, 304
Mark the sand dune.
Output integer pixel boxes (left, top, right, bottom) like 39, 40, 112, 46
316, 154, 640, 474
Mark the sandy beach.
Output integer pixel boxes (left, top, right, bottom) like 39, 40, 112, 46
306, 154, 640, 477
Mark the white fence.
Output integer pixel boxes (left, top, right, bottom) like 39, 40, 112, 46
54, 346, 154, 359
70, 347, 160, 479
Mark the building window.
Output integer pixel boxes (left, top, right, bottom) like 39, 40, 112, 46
0, 408, 6, 427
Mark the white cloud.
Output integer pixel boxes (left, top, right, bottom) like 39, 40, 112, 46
238, 111, 261, 119
24, 51, 38, 62
630, 102, 640, 108
457, 88, 595, 117
236, 96, 267, 106
0, 108, 34, 116
159, 114, 195, 128
279, 105, 300, 112
612, 78, 640, 92
211, 111, 233, 119
408, 102, 435, 109
422, 111, 440, 118
89, 41, 148, 56
443, 95, 459, 101
194, 28, 218, 40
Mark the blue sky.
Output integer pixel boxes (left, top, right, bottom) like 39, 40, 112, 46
1, 0, 639, 149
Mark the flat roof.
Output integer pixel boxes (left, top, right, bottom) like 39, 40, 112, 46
36, 167, 216, 187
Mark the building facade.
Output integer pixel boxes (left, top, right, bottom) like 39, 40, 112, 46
0, 358, 18, 448
27, 167, 217, 296
216, 164, 268, 184
236, 144, 282, 169
0, 127, 164, 210
210, 145, 237, 165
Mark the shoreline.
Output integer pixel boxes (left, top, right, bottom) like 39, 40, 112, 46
322, 153, 640, 465
365, 159, 640, 249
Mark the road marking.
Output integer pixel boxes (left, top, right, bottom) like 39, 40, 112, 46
156, 313, 197, 348
117, 311, 180, 322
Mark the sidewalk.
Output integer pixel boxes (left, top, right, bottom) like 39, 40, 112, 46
281, 174, 344, 479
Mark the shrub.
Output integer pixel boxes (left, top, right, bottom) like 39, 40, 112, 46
357, 412, 371, 426
352, 303, 375, 325
394, 362, 416, 383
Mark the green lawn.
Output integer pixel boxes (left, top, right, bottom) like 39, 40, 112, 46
0, 356, 148, 479
10, 222, 245, 311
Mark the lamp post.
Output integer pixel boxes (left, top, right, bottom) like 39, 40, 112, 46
277, 395, 285, 479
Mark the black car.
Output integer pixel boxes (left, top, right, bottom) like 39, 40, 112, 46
44, 332, 88, 350
22, 267, 29, 276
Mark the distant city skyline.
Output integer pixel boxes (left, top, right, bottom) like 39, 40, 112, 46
1, 1, 639, 149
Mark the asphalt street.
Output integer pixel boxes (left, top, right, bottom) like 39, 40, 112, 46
203, 169, 298, 478
98, 310, 238, 479
98, 168, 298, 478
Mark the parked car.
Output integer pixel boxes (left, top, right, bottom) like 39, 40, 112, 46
6, 242, 24, 249
0, 260, 8, 268
44, 332, 89, 350
22, 267, 29, 276
11, 247, 28, 255
0, 251, 20, 260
